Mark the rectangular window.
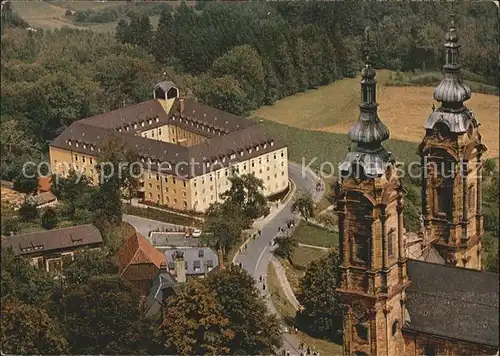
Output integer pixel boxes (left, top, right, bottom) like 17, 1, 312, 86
183, 181, 186, 187
156, 185, 160, 190
388, 229, 395, 257
74, 155, 78, 161
468, 185, 475, 211
354, 234, 369, 263
82, 156, 86, 163
437, 185, 452, 217
90, 158, 93, 164
165, 177, 168, 183
173, 178, 176, 184
47, 258, 62, 273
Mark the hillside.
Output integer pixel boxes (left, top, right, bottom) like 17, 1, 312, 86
254, 70, 499, 158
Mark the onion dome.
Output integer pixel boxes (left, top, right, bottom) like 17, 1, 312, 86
340, 54, 392, 178
433, 14, 471, 105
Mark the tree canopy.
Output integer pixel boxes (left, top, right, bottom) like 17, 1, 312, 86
296, 249, 343, 342
61, 275, 152, 355
160, 279, 235, 355
1, 298, 68, 355
205, 265, 282, 354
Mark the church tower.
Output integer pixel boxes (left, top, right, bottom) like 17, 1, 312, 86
334, 52, 409, 356
419, 16, 487, 270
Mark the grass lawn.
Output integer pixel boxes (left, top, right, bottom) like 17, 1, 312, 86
292, 221, 338, 248
315, 175, 336, 215
268, 263, 296, 325
253, 69, 498, 158
267, 263, 343, 356
278, 245, 330, 295
251, 116, 420, 174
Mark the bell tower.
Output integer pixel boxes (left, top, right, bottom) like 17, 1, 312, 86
419, 15, 487, 270
334, 41, 409, 355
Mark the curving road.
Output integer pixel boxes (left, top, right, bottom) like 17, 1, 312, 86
234, 161, 324, 354
125, 161, 325, 355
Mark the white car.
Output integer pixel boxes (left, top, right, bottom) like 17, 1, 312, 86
192, 229, 202, 238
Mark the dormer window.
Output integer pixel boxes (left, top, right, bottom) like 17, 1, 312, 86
222, 157, 226, 162
155, 117, 159, 122
90, 146, 94, 151
248, 148, 252, 154
141, 122, 145, 127
134, 124, 137, 129
230, 154, 236, 159
263, 144, 267, 149
118, 128, 122, 132
126, 126, 130, 131
68, 140, 72, 146
270, 141, 274, 147
256, 146, 260, 151
83, 144, 87, 149
75, 142, 79, 148
240, 151, 244, 156
148, 119, 152, 125
206, 162, 210, 168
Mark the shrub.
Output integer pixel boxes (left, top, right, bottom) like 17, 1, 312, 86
18, 201, 38, 222
41, 208, 58, 230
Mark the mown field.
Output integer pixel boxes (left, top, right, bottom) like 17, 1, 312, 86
11, 1, 166, 33
254, 69, 499, 158
251, 116, 420, 174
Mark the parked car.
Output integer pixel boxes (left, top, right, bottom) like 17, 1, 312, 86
192, 229, 202, 238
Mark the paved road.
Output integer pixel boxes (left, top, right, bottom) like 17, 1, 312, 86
235, 161, 325, 355
122, 214, 185, 238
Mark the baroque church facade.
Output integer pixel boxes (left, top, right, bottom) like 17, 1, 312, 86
334, 18, 498, 356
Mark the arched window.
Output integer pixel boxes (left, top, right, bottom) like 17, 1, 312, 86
355, 323, 368, 341
391, 320, 399, 336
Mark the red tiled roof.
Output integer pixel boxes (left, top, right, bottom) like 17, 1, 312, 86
38, 176, 51, 192
116, 233, 165, 276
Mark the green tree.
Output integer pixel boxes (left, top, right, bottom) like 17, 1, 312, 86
92, 135, 139, 226
1, 215, 19, 236
160, 279, 235, 355
0, 119, 40, 180
51, 170, 91, 219
205, 265, 282, 354
92, 53, 157, 110
12, 164, 39, 195
64, 249, 118, 285
292, 193, 315, 222
61, 275, 152, 354
1, 248, 55, 306
211, 44, 265, 108
41, 207, 58, 230
195, 74, 249, 115
221, 173, 269, 221
484, 158, 497, 176
1, 298, 68, 355
296, 249, 343, 341
115, 19, 130, 44
203, 201, 246, 258
18, 200, 38, 222
274, 234, 298, 262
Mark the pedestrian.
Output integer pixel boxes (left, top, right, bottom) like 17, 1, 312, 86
259, 275, 262, 282
307, 346, 311, 355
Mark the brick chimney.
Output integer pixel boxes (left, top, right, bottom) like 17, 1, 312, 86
173, 250, 186, 283
179, 98, 185, 117
217, 249, 224, 271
